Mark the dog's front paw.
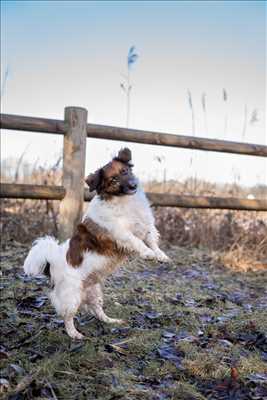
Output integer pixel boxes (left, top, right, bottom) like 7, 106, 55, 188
155, 250, 171, 263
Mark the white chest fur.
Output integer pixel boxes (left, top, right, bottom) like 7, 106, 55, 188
84, 188, 154, 241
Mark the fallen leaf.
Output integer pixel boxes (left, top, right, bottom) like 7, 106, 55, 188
145, 311, 162, 320
9, 363, 25, 376
162, 331, 176, 339
17, 295, 47, 310
231, 367, 239, 381
247, 373, 267, 383
157, 344, 184, 369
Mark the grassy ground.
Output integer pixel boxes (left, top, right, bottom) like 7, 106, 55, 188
0, 242, 267, 399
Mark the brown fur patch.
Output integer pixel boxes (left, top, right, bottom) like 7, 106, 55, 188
82, 271, 101, 286
103, 160, 126, 178
66, 217, 128, 268
82, 257, 120, 288
99, 160, 136, 200
85, 148, 137, 199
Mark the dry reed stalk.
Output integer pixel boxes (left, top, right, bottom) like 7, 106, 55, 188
223, 88, 228, 137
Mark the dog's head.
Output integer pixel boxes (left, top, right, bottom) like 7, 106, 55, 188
85, 148, 138, 198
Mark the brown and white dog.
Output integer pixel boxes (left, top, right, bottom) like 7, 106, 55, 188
23, 148, 169, 339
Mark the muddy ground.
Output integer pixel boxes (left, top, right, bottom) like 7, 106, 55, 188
0, 241, 267, 399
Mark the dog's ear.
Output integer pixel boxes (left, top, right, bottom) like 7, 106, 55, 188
117, 148, 132, 164
85, 169, 103, 192
77, 223, 88, 235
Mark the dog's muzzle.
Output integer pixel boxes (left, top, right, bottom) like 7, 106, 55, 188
123, 180, 138, 195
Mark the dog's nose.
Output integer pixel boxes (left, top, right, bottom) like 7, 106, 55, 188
128, 181, 137, 190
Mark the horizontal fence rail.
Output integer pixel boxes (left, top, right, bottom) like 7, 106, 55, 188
1, 183, 267, 211
0, 183, 66, 200
1, 107, 267, 239
1, 113, 267, 157
0, 114, 66, 134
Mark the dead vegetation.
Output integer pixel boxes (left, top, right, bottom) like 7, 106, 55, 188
2, 194, 266, 272
1, 166, 267, 399
2, 162, 266, 271
153, 207, 267, 271
0, 242, 267, 399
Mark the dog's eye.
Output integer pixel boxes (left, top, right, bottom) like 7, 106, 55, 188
121, 169, 128, 175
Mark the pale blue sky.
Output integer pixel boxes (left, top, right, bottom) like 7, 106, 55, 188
1, 1, 266, 185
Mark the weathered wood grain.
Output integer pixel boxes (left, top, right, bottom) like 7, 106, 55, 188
0, 114, 65, 134
0, 183, 65, 200
145, 192, 267, 211
1, 184, 266, 211
1, 113, 266, 157
87, 124, 267, 157
58, 107, 88, 241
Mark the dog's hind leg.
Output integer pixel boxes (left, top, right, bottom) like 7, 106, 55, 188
87, 284, 125, 325
91, 303, 124, 324
64, 315, 84, 340
50, 284, 84, 339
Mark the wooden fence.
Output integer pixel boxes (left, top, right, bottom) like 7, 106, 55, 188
1, 107, 267, 241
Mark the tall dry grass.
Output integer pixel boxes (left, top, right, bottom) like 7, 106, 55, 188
145, 179, 267, 270
1, 157, 62, 241
1, 161, 266, 271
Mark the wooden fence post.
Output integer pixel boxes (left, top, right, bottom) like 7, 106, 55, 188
58, 106, 88, 241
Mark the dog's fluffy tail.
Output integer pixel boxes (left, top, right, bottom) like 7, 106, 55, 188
23, 236, 60, 276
